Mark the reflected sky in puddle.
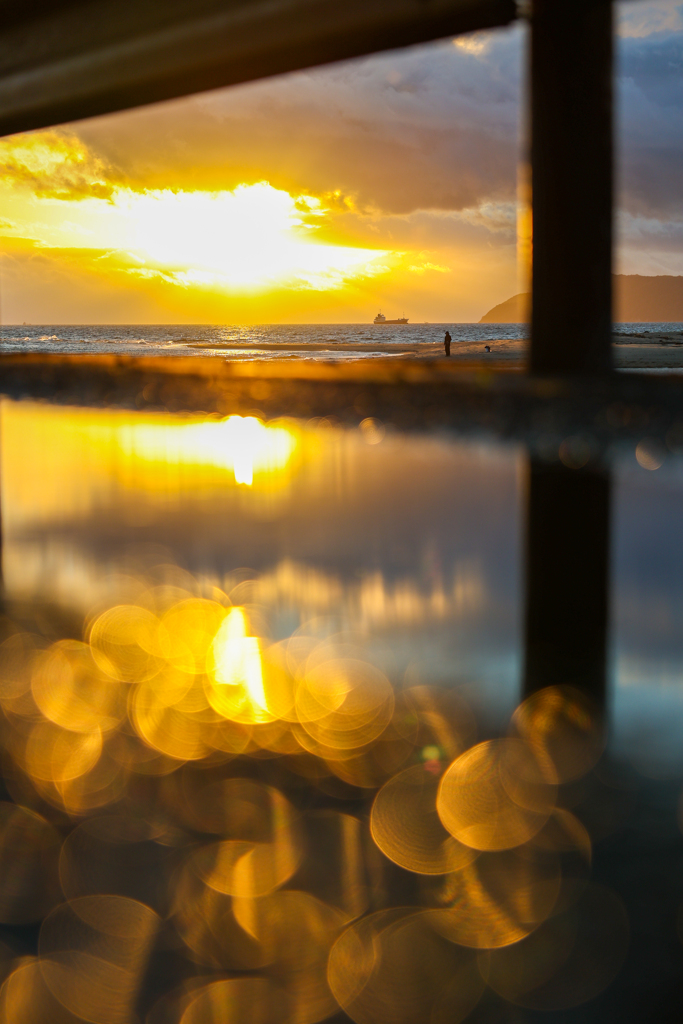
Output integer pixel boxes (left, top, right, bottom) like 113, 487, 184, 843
2, 399, 683, 761
612, 461, 683, 776
0, 401, 522, 725
1, 399, 683, 1020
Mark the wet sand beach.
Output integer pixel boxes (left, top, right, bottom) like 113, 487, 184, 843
3, 325, 683, 369
188, 340, 445, 356
187, 331, 683, 369
613, 330, 683, 368
4, 324, 683, 364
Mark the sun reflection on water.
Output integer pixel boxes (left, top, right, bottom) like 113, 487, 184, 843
0, 401, 298, 530
208, 607, 270, 722
0, 571, 630, 1024
0, 401, 636, 1022
114, 414, 296, 486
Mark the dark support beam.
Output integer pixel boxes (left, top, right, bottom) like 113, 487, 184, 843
523, 459, 610, 708
530, 0, 613, 374
0, 0, 516, 137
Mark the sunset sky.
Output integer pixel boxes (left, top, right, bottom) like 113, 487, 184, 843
0, 0, 681, 324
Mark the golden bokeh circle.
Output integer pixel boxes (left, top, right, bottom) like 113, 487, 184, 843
437, 739, 556, 851
371, 763, 476, 874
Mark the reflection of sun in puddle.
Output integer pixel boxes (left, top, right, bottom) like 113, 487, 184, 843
209, 607, 269, 722
0, 571, 624, 1021
114, 415, 295, 486
0, 401, 298, 531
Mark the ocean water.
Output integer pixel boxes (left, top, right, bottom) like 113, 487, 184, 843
1, 322, 681, 359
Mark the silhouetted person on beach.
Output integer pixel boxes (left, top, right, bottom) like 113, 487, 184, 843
444, 331, 451, 357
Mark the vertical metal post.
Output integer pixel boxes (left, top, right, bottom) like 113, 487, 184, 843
523, 459, 610, 705
530, 0, 613, 374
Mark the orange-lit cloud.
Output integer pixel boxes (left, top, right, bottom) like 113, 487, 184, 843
0, 32, 527, 322
1, 9, 681, 322
0, 130, 123, 200
0, 133, 414, 318
0, 129, 515, 323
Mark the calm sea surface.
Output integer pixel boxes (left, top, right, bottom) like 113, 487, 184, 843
0, 322, 681, 358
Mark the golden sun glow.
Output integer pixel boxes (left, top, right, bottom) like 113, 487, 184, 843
121, 184, 388, 290
0, 128, 503, 322
0, 402, 299, 535
112, 413, 297, 485
208, 607, 270, 723
0, 130, 391, 293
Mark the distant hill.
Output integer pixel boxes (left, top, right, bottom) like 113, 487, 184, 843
479, 275, 683, 323
480, 293, 529, 323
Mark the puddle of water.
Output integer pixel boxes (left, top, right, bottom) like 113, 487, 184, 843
0, 398, 680, 1023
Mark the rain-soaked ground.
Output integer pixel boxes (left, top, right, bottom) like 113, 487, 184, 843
0, 366, 682, 1024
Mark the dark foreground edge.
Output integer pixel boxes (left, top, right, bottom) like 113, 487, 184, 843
0, 353, 682, 459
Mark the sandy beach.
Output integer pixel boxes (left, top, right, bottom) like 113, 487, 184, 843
187, 340, 444, 355
185, 331, 683, 369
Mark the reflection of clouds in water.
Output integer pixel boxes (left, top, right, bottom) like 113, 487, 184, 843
1, 388, 683, 1017
612, 460, 683, 774
0, 402, 520, 583
0, 400, 521, 714
4, 545, 517, 714
0, 401, 299, 530
248, 560, 487, 628
112, 414, 296, 486
0, 392, 643, 1020
4, 548, 486, 627
0, 573, 626, 1020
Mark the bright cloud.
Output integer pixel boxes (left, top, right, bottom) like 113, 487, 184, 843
119, 184, 390, 290
618, 0, 683, 38
0, 130, 120, 200
0, 132, 391, 292
1, 4, 680, 323
0, 31, 527, 322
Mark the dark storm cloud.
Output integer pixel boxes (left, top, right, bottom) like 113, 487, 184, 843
31, 6, 683, 237
617, 28, 683, 218
75, 27, 523, 215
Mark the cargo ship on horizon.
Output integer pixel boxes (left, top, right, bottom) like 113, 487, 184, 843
373, 311, 409, 324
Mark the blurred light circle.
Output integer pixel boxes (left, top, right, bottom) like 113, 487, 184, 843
423, 845, 561, 949
371, 763, 476, 874
328, 909, 483, 1024
511, 685, 604, 783
437, 739, 557, 851
359, 418, 385, 444
635, 438, 665, 471
479, 883, 629, 1010
558, 437, 592, 469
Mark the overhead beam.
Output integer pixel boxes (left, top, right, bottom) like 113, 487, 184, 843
530, 0, 613, 374
0, 0, 516, 137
